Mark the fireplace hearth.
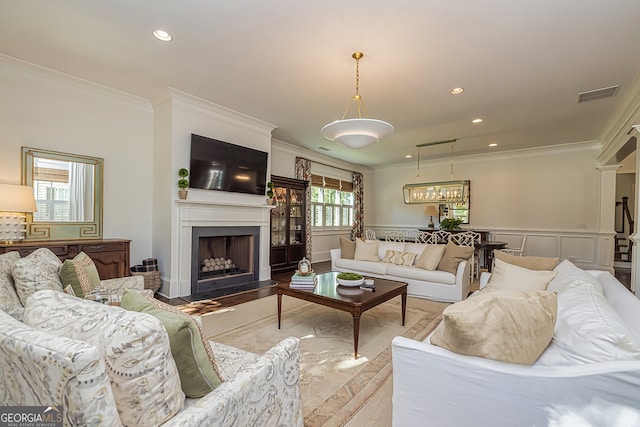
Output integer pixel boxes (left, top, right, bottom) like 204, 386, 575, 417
191, 226, 260, 294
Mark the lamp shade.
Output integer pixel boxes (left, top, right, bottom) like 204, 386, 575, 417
321, 118, 395, 149
0, 184, 36, 212
424, 205, 438, 216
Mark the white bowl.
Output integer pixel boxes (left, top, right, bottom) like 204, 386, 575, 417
336, 277, 364, 287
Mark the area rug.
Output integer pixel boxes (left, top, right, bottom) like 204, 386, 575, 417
200, 295, 448, 426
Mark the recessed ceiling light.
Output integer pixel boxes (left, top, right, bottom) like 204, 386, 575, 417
489, 143, 498, 147
405, 155, 412, 158
450, 87, 464, 95
472, 118, 483, 124
153, 29, 172, 42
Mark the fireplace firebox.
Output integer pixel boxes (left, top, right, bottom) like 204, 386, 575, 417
191, 226, 260, 294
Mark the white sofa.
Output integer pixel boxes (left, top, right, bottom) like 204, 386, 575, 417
0, 249, 303, 427
392, 263, 640, 426
330, 241, 470, 302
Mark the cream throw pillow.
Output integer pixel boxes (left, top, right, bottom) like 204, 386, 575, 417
536, 281, 640, 365
354, 239, 379, 261
430, 289, 558, 365
339, 237, 356, 259
495, 250, 559, 271
382, 250, 417, 266
415, 244, 446, 270
437, 241, 474, 274
487, 258, 557, 291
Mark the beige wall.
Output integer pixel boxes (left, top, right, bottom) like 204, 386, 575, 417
0, 57, 154, 264
369, 142, 602, 232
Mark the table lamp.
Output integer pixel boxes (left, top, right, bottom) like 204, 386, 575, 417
0, 184, 36, 243
424, 205, 438, 230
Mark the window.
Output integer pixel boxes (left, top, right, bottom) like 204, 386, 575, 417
33, 159, 71, 222
311, 175, 354, 230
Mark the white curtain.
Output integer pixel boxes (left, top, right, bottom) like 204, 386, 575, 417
68, 162, 94, 222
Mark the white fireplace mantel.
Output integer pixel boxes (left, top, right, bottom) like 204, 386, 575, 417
171, 200, 273, 297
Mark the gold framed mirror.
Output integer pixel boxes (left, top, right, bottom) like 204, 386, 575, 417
21, 147, 104, 240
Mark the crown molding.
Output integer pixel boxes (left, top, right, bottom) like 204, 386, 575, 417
0, 53, 151, 109
376, 140, 601, 172
152, 87, 276, 135
597, 73, 640, 164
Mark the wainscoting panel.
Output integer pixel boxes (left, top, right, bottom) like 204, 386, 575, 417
318, 227, 614, 272
559, 235, 597, 264
491, 232, 525, 250
493, 232, 560, 258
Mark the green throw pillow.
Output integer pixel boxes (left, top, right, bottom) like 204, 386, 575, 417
121, 289, 223, 397
59, 252, 101, 298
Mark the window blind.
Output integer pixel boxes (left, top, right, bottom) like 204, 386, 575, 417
310, 174, 353, 191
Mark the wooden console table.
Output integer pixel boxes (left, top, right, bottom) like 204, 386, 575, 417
0, 239, 130, 279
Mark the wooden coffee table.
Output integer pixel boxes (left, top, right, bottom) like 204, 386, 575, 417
277, 271, 407, 359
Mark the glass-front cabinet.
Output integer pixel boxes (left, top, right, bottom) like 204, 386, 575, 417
270, 175, 308, 273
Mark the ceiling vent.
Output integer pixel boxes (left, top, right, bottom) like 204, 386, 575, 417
318, 146, 331, 151
577, 85, 619, 103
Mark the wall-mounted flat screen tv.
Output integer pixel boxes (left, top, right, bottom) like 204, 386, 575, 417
189, 134, 268, 196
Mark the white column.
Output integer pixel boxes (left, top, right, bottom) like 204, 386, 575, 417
596, 165, 620, 272
630, 126, 640, 295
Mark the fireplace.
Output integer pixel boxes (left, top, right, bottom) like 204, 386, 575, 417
191, 226, 260, 294
171, 199, 272, 299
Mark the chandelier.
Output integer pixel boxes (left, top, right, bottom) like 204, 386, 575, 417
403, 180, 469, 204
321, 52, 394, 149
402, 139, 470, 204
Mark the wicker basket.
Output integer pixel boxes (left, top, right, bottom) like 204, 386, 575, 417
131, 270, 161, 293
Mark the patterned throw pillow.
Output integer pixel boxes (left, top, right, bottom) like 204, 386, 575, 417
59, 252, 101, 298
12, 248, 63, 306
0, 251, 24, 320
121, 289, 224, 398
382, 250, 417, 266
23, 290, 184, 426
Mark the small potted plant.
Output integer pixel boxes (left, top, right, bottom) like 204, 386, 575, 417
178, 168, 189, 199
266, 181, 275, 205
439, 217, 464, 231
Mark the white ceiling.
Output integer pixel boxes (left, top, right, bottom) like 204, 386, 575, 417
2, 1, 640, 166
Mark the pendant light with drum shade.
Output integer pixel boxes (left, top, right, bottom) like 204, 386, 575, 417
321, 52, 394, 148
